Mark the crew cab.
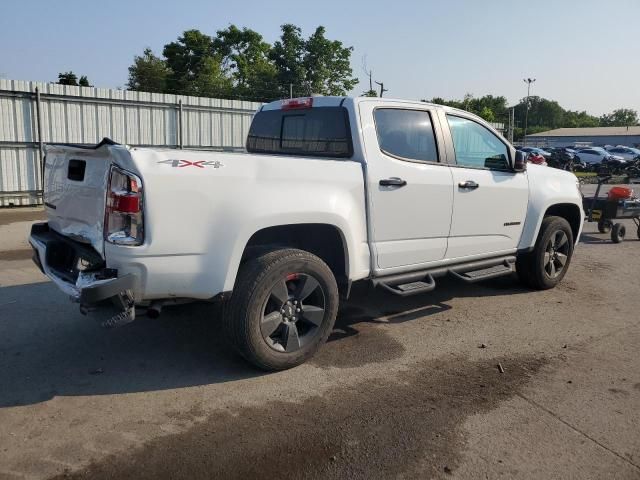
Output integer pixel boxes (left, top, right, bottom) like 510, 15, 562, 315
29, 96, 584, 370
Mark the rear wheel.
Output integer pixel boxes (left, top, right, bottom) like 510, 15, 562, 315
225, 248, 339, 371
517, 216, 574, 290
611, 223, 626, 243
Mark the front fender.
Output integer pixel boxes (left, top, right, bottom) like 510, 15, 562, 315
518, 165, 584, 250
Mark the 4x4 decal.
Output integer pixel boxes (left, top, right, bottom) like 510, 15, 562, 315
158, 159, 224, 169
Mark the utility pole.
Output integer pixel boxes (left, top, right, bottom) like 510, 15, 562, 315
289, 83, 293, 99
375, 81, 388, 98
509, 107, 515, 144
523, 78, 536, 146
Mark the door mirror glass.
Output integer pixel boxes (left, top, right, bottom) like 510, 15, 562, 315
485, 156, 510, 170
513, 150, 527, 172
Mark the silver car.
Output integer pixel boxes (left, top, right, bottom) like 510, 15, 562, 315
575, 148, 624, 165
606, 146, 640, 160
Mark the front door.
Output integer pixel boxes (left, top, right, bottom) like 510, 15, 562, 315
360, 102, 454, 272
443, 114, 529, 259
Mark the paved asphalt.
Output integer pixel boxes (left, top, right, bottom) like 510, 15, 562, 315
0, 202, 639, 479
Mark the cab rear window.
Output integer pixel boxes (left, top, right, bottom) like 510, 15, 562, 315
246, 107, 352, 158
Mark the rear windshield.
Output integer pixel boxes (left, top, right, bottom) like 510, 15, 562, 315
246, 106, 352, 158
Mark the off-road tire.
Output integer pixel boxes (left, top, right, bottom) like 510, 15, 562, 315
224, 248, 339, 371
516, 216, 574, 290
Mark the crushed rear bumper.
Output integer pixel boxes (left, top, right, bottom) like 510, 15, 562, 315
29, 222, 136, 305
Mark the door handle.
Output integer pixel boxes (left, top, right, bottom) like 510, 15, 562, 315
379, 177, 407, 187
458, 180, 479, 190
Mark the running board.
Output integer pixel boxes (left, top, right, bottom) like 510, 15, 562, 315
371, 256, 516, 296
372, 272, 436, 297
450, 258, 515, 283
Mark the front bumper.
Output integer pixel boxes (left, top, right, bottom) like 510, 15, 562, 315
29, 222, 136, 305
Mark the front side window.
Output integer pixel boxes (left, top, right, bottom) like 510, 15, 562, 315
446, 115, 510, 170
374, 109, 438, 162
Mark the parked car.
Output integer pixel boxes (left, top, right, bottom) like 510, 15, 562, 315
518, 147, 552, 158
29, 96, 584, 370
606, 146, 640, 161
547, 147, 584, 171
575, 148, 625, 165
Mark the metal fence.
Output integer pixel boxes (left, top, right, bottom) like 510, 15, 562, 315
0, 79, 262, 206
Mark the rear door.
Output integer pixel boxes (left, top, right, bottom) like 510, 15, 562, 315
442, 113, 529, 259
360, 102, 454, 272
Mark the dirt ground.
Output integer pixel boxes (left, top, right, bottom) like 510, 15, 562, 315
0, 207, 639, 479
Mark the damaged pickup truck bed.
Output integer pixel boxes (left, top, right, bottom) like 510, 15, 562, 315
30, 96, 584, 370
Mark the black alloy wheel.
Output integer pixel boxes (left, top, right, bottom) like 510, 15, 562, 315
261, 273, 326, 353
543, 230, 570, 279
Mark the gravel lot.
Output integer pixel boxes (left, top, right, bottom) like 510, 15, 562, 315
0, 203, 639, 479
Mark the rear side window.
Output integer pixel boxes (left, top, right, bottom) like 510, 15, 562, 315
246, 107, 352, 158
374, 109, 439, 162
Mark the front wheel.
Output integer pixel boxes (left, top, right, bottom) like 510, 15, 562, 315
517, 216, 574, 290
225, 248, 339, 371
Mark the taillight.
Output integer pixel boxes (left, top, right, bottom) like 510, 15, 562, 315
104, 166, 144, 246
281, 97, 313, 110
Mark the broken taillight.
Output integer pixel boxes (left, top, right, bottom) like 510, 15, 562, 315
105, 166, 144, 245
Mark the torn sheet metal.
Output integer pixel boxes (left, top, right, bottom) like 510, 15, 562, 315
29, 238, 117, 301
43, 143, 130, 256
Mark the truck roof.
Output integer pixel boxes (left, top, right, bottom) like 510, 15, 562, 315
260, 96, 478, 120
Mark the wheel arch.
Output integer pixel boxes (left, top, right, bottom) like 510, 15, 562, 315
519, 201, 583, 252
236, 223, 350, 295
543, 203, 582, 242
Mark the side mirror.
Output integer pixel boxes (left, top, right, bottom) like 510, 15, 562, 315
513, 150, 527, 172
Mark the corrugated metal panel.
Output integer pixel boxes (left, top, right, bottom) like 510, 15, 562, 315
0, 78, 261, 206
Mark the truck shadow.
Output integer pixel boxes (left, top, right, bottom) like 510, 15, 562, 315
0, 275, 529, 407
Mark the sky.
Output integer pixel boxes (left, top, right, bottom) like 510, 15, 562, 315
1, 0, 639, 116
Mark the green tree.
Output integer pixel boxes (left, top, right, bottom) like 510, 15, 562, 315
600, 108, 639, 127
362, 89, 378, 97
78, 76, 91, 87
127, 48, 170, 93
270, 24, 308, 97
192, 56, 233, 98
514, 96, 564, 130
125, 24, 359, 100
303, 26, 358, 96
425, 94, 508, 122
213, 25, 278, 101
163, 29, 228, 97
57, 71, 79, 85
563, 110, 599, 128
479, 106, 495, 122
270, 24, 358, 98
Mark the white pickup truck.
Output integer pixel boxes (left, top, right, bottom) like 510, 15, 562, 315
30, 96, 584, 370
